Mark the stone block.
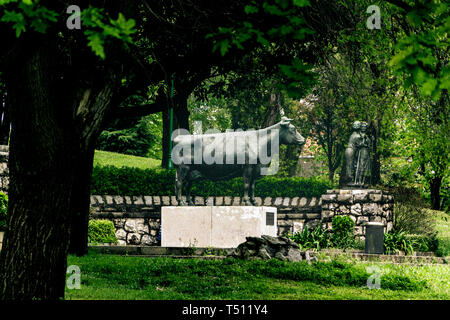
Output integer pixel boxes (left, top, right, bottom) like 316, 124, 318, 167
114, 196, 124, 205
254, 197, 262, 206
369, 215, 382, 222
337, 205, 350, 214
283, 197, 291, 207
144, 196, 153, 205
291, 197, 299, 206
124, 196, 132, 205
263, 197, 272, 206
321, 194, 337, 202
215, 197, 224, 206
274, 197, 283, 206
161, 206, 277, 248
224, 196, 232, 205
127, 233, 141, 245
350, 203, 362, 215
293, 221, 304, 233
232, 197, 241, 206
353, 193, 369, 202
115, 229, 127, 240
356, 216, 369, 225
337, 193, 353, 204
362, 203, 378, 215
321, 210, 333, 220
160, 196, 170, 206
141, 235, 156, 246
95, 195, 104, 204
161, 206, 212, 247
195, 196, 205, 206
105, 195, 114, 205
206, 197, 215, 206
299, 197, 308, 207
170, 196, 178, 206
153, 196, 161, 206
132, 196, 144, 205
369, 193, 382, 202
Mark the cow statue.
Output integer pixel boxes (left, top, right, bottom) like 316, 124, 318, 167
172, 117, 305, 206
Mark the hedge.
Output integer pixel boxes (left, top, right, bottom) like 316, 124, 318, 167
88, 220, 118, 244
91, 165, 334, 198
0, 192, 7, 232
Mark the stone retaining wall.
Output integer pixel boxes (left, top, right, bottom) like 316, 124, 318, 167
90, 195, 323, 246
321, 189, 394, 240
0, 145, 8, 193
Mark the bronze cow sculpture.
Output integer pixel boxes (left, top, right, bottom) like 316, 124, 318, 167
172, 117, 305, 206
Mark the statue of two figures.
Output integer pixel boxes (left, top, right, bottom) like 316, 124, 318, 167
342, 121, 373, 188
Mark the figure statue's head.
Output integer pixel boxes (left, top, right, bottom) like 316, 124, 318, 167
360, 122, 368, 132
352, 121, 361, 131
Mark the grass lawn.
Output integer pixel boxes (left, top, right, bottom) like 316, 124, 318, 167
65, 253, 449, 300
93, 150, 161, 170
433, 210, 450, 257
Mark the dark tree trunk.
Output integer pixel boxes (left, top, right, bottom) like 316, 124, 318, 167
430, 176, 442, 210
0, 36, 118, 298
162, 93, 190, 169
67, 147, 96, 256
0, 90, 9, 145
0, 45, 76, 300
162, 108, 170, 169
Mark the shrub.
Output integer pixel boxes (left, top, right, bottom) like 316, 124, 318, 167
88, 220, 118, 244
0, 192, 7, 232
91, 165, 334, 198
393, 203, 436, 237
330, 215, 356, 249
287, 225, 331, 250
384, 230, 417, 255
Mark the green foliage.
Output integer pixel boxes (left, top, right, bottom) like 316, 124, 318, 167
66, 254, 433, 300
93, 150, 161, 170
388, 0, 449, 100
88, 220, 118, 244
0, 0, 58, 37
97, 113, 162, 159
0, 192, 7, 231
90, 165, 333, 198
330, 215, 356, 249
288, 215, 359, 250
287, 225, 331, 250
384, 230, 416, 256
82, 7, 136, 59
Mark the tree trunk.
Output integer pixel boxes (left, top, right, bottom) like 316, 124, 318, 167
67, 147, 96, 256
0, 45, 77, 300
430, 176, 442, 210
162, 94, 190, 169
0, 38, 118, 298
162, 108, 170, 169
0, 91, 9, 145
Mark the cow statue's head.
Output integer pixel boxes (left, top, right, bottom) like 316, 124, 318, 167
279, 117, 306, 146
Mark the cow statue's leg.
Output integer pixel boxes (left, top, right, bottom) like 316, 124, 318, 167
249, 175, 257, 205
175, 166, 188, 206
242, 166, 253, 206
186, 179, 194, 206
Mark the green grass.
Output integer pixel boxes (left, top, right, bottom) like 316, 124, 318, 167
93, 150, 161, 170
433, 210, 450, 257
65, 253, 449, 300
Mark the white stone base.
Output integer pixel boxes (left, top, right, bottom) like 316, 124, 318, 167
161, 206, 277, 248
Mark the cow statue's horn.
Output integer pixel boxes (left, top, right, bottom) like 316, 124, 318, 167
281, 116, 293, 124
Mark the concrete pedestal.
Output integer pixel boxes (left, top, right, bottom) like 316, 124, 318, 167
161, 206, 277, 248
364, 222, 385, 254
